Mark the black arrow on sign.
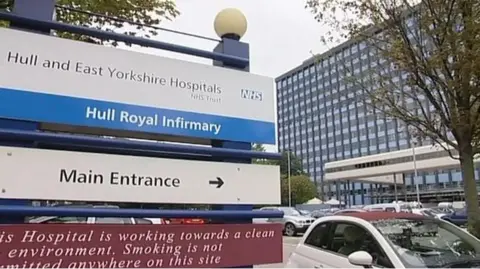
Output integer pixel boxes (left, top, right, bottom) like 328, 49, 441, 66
209, 177, 224, 188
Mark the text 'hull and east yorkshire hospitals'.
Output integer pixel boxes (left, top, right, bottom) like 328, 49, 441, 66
0, 28, 276, 144
0, 146, 281, 204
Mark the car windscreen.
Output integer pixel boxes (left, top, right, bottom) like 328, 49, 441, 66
280, 207, 301, 216
372, 218, 480, 268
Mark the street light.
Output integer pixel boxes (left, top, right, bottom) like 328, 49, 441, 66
287, 149, 292, 207
214, 8, 248, 40
412, 141, 420, 203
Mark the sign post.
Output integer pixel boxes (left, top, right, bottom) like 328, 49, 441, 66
0, 1, 282, 268
0, 0, 55, 224
211, 11, 255, 237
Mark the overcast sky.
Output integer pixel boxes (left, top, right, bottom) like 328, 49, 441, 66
127, 0, 329, 78
124, 0, 328, 151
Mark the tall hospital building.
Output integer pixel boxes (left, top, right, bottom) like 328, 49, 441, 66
275, 35, 480, 205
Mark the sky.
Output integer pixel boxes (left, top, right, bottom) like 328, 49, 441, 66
126, 0, 328, 78
124, 0, 329, 151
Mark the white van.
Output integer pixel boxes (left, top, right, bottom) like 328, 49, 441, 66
363, 203, 411, 213
438, 202, 453, 208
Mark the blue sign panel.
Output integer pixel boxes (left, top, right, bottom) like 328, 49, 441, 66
0, 88, 276, 144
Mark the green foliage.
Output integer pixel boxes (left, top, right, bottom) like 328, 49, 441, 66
252, 144, 266, 152
0, 0, 11, 27
251, 143, 272, 164
253, 146, 307, 175
307, 0, 480, 233
280, 175, 317, 205
252, 145, 313, 205
276, 151, 307, 176
56, 0, 179, 46
0, 0, 11, 8
1, 0, 179, 46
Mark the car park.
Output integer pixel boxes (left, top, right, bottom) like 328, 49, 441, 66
413, 207, 454, 219
363, 202, 412, 213
333, 208, 367, 215
167, 218, 206, 224
258, 206, 316, 236
28, 215, 167, 224
286, 211, 480, 268
27, 204, 168, 224
441, 209, 467, 227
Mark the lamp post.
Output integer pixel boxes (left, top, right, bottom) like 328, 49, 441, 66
212, 8, 253, 235
214, 8, 248, 41
412, 141, 420, 203
287, 149, 292, 207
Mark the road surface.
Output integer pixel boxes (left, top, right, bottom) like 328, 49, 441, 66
256, 236, 302, 268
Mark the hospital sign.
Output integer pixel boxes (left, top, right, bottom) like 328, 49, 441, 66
0, 28, 276, 144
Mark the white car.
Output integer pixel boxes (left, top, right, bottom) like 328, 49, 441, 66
28, 216, 166, 224
258, 207, 316, 236
286, 211, 480, 268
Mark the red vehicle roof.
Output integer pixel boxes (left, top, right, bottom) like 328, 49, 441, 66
338, 211, 426, 221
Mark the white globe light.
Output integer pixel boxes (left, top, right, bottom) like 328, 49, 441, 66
213, 8, 248, 39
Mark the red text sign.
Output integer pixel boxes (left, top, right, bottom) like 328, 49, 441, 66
0, 223, 283, 268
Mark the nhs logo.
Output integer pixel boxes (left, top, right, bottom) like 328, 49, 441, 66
240, 89, 263, 101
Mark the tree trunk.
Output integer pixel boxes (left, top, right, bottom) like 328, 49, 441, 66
459, 144, 480, 236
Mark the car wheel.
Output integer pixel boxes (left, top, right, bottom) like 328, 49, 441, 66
284, 223, 296, 237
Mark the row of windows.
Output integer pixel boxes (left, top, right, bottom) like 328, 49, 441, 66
320, 168, 476, 194
325, 181, 475, 197
324, 149, 458, 173
276, 39, 381, 89
354, 160, 387, 169
274, 18, 421, 187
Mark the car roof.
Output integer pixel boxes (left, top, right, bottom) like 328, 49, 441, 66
338, 211, 426, 221
338, 208, 366, 212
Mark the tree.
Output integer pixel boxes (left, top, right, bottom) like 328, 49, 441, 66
280, 175, 317, 205
252, 144, 273, 164
0, 0, 11, 27
1, 0, 179, 45
0, 0, 10, 8
277, 151, 307, 176
307, 0, 480, 235
252, 144, 266, 152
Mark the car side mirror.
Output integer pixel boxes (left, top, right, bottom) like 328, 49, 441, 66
348, 251, 373, 268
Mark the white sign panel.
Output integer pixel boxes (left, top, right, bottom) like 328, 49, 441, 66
0, 146, 281, 204
0, 28, 275, 144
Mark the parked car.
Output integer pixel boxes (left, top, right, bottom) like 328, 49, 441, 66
413, 207, 454, 219
258, 207, 316, 236
28, 215, 166, 224
441, 209, 467, 227
299, 210, 312, 216
27, 205, 167, 224
167, 218, 206, 224
286, 211, 480, 268
332, 208, 367, 215
310, 210, 330, 218
363, 202, 412, 213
